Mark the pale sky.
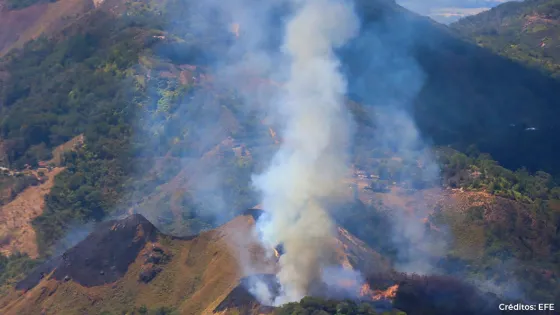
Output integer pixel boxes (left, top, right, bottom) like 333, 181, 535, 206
397, 0, 516, 24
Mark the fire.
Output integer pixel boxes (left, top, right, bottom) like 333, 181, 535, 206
359, 283, 398, 301
273, 248, 280, 258
269, 127, 280, 144
231, 23, 240, 38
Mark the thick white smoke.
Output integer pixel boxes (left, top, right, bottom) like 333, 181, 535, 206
252, 0, 359, 305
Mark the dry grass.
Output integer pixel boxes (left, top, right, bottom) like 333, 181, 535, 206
0, 212, 390, 315
0, 135, 82, 258
0, 167, 64, 258
0, 0, 95, 56
47, 134, 84, 166
0, 215, 277, 315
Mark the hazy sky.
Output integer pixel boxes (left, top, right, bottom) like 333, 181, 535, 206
397, 0, 515, 23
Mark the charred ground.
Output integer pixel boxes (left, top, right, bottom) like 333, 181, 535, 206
17, 214, 158, 290
213, 274, 278, 315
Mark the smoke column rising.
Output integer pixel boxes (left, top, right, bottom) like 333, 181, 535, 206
252, 0, 359, 305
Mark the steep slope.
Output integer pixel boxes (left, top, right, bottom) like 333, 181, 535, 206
0, 0, 95, 56
347, 0, 560, 178
0, 212, 390, 315
0, 135, 82, 258
0, 167, 64, 258
451, 0, 560, 77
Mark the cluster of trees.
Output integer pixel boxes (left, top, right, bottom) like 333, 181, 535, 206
4, 0, 56, 10
275, 297, 405, 315
0, 9, 166, 255
364, 159, 436, 192
452, 0, 560, 77
0, 252, 40, 294
432, 198, 560, 302
438, 148, 560, 202
355, 144, 560, 203
430, 147, 560, 302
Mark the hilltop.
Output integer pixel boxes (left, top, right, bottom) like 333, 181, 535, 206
0, 212, 396, 315
0, 212, 536, 315
451, 0, 560, 77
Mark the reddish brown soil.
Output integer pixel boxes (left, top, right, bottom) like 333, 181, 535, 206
0, 167, 64, 258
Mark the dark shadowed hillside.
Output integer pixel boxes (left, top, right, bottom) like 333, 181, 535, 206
347, 0, 560, 179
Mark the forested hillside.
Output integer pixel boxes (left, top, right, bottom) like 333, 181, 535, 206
452, 0, 560, 77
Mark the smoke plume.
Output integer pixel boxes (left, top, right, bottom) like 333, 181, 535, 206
251, 0, 359, 304
131, 0, 446, 305
339, 9, 448, 275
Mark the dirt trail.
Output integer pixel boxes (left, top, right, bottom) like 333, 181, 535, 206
0, 167, 64, 258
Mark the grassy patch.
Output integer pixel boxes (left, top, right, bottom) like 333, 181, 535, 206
0, 253, 40, 296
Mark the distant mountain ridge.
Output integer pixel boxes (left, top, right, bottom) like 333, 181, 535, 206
451, 0, 560, 77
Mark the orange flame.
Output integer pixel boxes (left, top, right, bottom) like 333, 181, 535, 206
231, 23, 240, 38
269, 127, 280, 145
273, 248, 280, 258
359, 283, 398, 301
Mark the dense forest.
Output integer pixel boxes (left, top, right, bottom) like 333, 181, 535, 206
3, 0, 56, 10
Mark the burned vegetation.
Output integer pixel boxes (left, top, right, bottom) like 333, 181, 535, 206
213, 274, 278, 315
17, 214, 160, 290
364, 272, 547, 315
138, 243, 172, 283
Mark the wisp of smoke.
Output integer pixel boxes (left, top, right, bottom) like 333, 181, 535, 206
52, 221, 94, 256
251, 0, 359, 305
340, 10, 447, 275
